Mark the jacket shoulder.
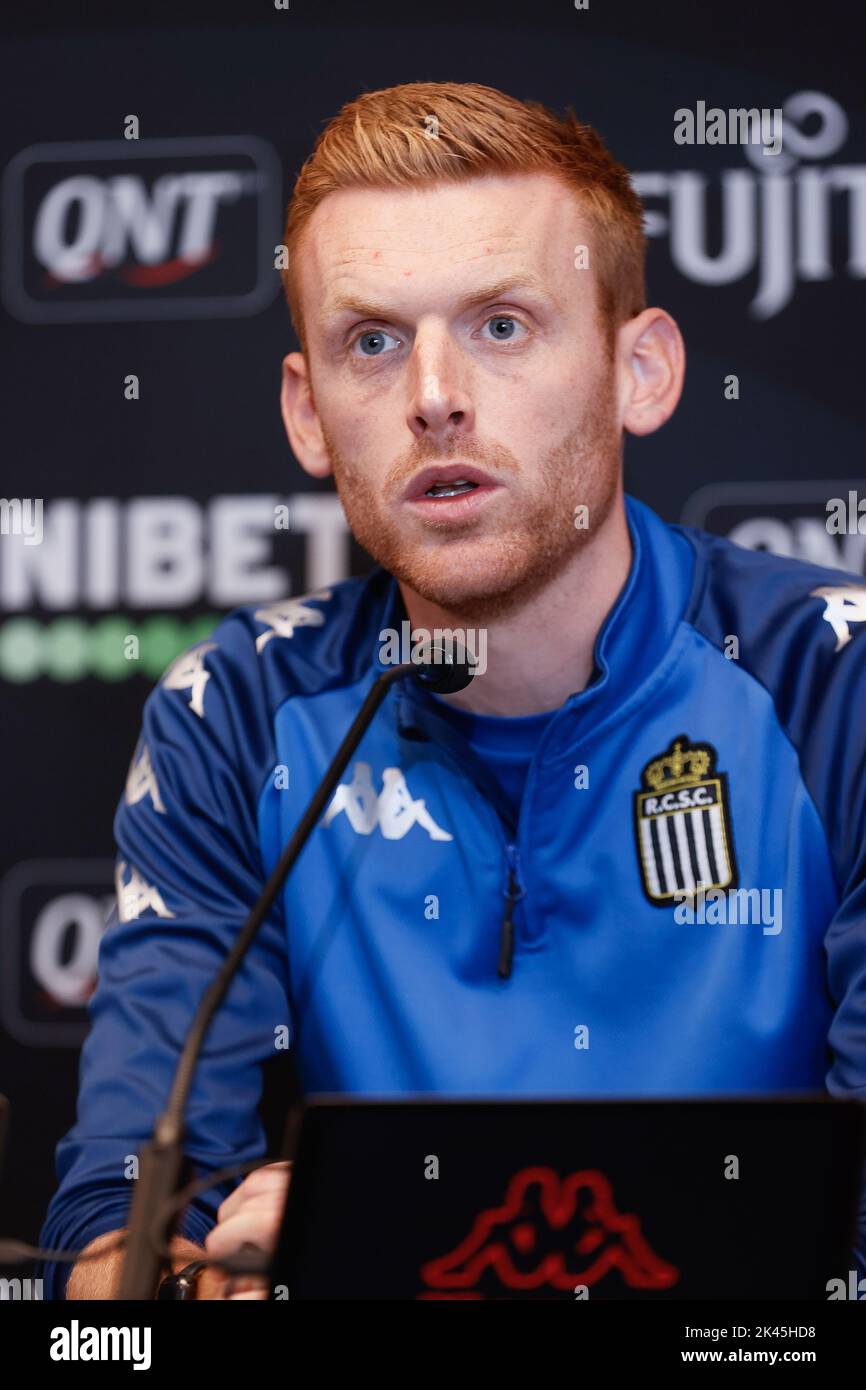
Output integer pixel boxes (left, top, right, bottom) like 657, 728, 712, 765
676, 523, 866, 886
134, 570, 390, 804
166, 568, 391, 709
677, 521, 866, 671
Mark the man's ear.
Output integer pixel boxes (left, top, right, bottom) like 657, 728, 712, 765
618, 308, 685, 437
280, 352, 333, 479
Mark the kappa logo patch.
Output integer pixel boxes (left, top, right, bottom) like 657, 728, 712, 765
809, 584, 866, 652
633, 734, 738, 905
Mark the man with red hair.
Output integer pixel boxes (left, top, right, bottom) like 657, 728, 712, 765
42, 82, 866, 1299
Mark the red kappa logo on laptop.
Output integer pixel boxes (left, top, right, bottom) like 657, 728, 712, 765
418, 1166, 680, 1298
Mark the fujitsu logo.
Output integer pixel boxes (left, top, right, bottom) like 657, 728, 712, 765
635, 91, 863, 318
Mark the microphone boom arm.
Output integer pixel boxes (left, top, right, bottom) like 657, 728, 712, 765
118, 659, 416, 1299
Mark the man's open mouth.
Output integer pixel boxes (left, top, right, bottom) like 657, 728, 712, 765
424, 479, 479, 498
403, 464, 499, 503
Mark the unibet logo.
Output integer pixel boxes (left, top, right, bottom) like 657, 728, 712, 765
0, 495, 348, 609
0, 492, 352, 682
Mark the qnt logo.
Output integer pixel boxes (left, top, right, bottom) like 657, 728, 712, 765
1, 136, 282, 322
418, 1166, 680, 1299
0, 859, 114, 1046
682, 480, 866, 575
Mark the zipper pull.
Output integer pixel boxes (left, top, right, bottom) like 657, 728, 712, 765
498, 845, 525, 980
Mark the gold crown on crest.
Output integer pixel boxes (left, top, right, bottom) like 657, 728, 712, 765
643, 736, 713, 792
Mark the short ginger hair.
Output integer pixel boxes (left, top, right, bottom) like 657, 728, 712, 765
281, 80, 646, 352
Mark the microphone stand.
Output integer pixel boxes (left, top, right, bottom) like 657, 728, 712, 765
119, 646, 472, 1299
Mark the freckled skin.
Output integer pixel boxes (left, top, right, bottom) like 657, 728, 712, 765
290, 172, 623, 619
282, 169, 683, 710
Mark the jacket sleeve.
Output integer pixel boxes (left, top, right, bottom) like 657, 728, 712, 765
824, 851, 866, 1279
689, 539, 866, 1278
37, 617, 290, 1298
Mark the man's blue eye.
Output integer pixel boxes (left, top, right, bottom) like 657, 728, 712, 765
486, 316, 518, 340
356, 330, 394, 356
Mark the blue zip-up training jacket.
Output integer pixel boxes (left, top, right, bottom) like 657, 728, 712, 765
39, 494, 866, 1295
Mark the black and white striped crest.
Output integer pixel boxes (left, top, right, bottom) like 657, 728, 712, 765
634, 735, 737, 905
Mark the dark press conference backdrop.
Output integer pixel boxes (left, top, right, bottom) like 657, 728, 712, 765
0, 0, 864, 1249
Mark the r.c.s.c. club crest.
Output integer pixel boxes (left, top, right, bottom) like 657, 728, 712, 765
633, 734, 738, 906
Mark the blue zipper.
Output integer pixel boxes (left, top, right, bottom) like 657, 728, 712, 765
397, 690, 532, 978
415, 735, 527, 979
499, 843, 526, 980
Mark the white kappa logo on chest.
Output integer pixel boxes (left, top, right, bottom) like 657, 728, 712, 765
322, 760, 453, 841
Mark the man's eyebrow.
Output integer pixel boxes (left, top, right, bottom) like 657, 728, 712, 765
321, 274, 552, 323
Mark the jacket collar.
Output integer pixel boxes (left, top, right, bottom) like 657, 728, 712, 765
371, 494, 695, 765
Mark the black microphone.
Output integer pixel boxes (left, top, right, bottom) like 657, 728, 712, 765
118, 638, 475, 1298
411, 637, 476, 694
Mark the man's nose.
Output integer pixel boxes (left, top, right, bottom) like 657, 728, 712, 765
406, 333, 474, 439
